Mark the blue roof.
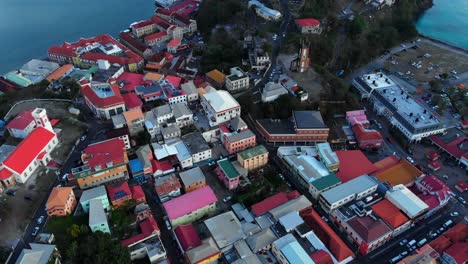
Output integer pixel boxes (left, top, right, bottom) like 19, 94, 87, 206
281, 241, 314, 264
129, 158, 143, 173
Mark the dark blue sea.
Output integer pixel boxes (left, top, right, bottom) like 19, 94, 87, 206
0, 0, 154, 74
416, 0, 468, 50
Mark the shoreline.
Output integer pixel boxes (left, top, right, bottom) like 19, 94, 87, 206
418, 34, 468, 54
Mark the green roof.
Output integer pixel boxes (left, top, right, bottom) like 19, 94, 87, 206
5, 72, 32, 87
86, 66, 99, 74
238, 145, 268, 160
310, 173, 341, 191
218, 159, 239, 179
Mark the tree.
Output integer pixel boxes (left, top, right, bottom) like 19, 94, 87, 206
136, 130, 151, 146
429, 80, 442, 93
262, 42, 273, 54
349, 15, 368, 36
68, 224, 81, 238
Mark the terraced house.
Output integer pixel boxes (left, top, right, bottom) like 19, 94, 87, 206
71, 138, 129, 189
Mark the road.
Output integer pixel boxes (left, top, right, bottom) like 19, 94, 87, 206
7, 105, 108, 264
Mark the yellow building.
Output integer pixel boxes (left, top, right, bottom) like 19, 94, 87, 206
237, 145, 269, 171
72, 138, 129, 189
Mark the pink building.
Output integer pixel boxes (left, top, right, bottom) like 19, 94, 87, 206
215, 159, 240, 190
220, 117, 257, 154
346, 110, 370, 126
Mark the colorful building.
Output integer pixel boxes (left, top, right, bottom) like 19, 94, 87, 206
371, 199, 411, 236
295, 18, 321, 34
80, 80, 126, 120
215, 159, 241, 190
154, 174, 182, 202
178, 167, 206, 193
163, 186, 217, 228
107, 181, 146, 207
79, 185, 110, 213
7, 108, 51, 139
89, 198, 110, 233
72, 138, 129, 189
237, 145, 269, 171
316, 142, 339, 172
220, 124, 256, 154
46, 187, 77, 217
205, 69, 226, 89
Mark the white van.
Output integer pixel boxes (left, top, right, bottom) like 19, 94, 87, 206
443, 220, 453, 228
389, 255, 401, 264
407, 240, 416, 247
417, 238, 427, 247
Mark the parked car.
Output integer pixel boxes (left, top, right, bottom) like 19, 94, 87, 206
165, 220, 172, 230
32, 227, 40, 236
406, 156, 415, 164
80, 135, 87, 141
400, 251, 408, 257
399, 239, 408, 246
223, 195, 232, 203
457, 196, 466, 205
6, 190, 16, 196
37, 216, 45, 224
450, 212, 459, 217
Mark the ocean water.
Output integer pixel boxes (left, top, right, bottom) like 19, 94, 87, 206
0, 0, 154, 74
416, 0, 468, 50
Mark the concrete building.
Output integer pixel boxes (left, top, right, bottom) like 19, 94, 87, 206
172, 103, 193, 128
353, 72, 445, 142
201, 90, 241, 127
153, 104, 173, 124
205, 69, 226, 89
225, 67, 249, 93
181, 81, 198, 102
80, 81, 126, 120
316, 142, 339, 172
178, 167, 206, 193
385, 184, 429, 219
122, 108, 145, 136
89, 199, 110, 234
7, 108, 53, 139
161, 124, 181, 141
278, 147, 341, 200
220, 118, 257, 154
79, 185, 110, 213
319, 175, 378, 212
46, 187, 77, 217
205, 211, 247, 252
216, 159, 241, 190
181, 132, 212, 164
71, 138, 129, 189
154, 173, 182, 202
237, 145, 269, 171
248, 0, 282, 20
371, 199, 411, 236
19, 59, 60, 84
15, 243, 60, 264
163, 186, 218, 228
256, 111, 329, 144
261, 82, 288, 102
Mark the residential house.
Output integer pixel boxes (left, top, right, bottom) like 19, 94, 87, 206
135, 83, 164, 102
129, 159, 145, 184
215, 159, 241, 190
225, 67, 249, 93
71, 138, 129, 189
161, 124, 181, 141
151, 159, 175, 177
163, 186, 218, 228
153, 104, 174, 124
131, 20, 157, 38
295, 18, 321, 34
144, 111, 160, 138
205, 69, 226, 89
220, 120, 256, 154
178, 167, 206, 193
185, 237, 221, 264
123, 108, 145, 136
0, 125, 58, 187
172, 103, 193, 128
154, 174, 182, 202
237, 145, 269, 171
174, 223, 202, 253
271, 234, 314, 264
79, 185, 110, 213
204, 211, 247, 252
107, 181, 146, 207
201, 90, 241, 127
246, 228, 277, 253
89, 199, 110, 234
152, 139, 193, 169
136, 145, 154, 176
181, 132, 212, 164
106, 127, 131, 149
181, 81, 199, 102
46, 187, 77, 217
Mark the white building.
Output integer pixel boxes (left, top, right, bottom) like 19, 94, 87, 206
385, 184, 429, 219
353, 72, 445, 142
248, 0, 282, 21
271, 234, 314, 264
261, 82, 288, 102
172, 103, 193, 128
6, 108, 53, 139
182, 132, 212, 164
153, 104, 173, 124
181, 81, 199, 102
225, 67, 250, 93
201, 90, 241, 127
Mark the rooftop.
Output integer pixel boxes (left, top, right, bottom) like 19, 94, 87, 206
206, 69, 226, 84
283, 155, 331, 184
316, 142, 339, 166
347, 216, 392, 243
81, 82, 124, 108
295, 18, 320, 27
154, 174, 182, 197
185, 237, 220, 264
385, 184, 429, 219
273, 234, 314, 264
79, 185, 107, 203
371, 199, 409, 229
251, 192, 291, 216
374, 159, 421, 186
174, 223, 202, 251
47, 187, 74, 211
227, 67, 248, 82
178, 167, 206, 187
6, 109, 34, 130
238, 145, 268, 160
269, 195, 312, 220
202, 90, 240, 113
182, 132, 210, 154
163, 186, 218, 220
89, 198, 107, 227
429, 128, 468, 160
225, 129, 255, 144
217, 159, 240, 179
293, 111, 327, 129
321, 175, 378, 205
106, 181, 131, 202
204, 211, 246, 249
79, 138, 126, 173
15, 243, 57, 264
335, 150, 377, 183
172, 103, 192, 119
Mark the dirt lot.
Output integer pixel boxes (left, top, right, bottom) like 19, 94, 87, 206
278, 53, 323, 104
384, 42, 468, 83
0, 100, 87, 247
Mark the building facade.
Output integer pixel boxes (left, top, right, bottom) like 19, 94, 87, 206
237, 145, 269, 171
46, 187, 77, 217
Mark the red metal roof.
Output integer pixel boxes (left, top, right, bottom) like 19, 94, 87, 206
352, 124, 383, 145
155, 174, 182, 197
165, 75, 182, 88
295, 18, 320, 27
0, 169, 13, 180
3, 127, 56, 174
7, 110, 34, 130
455, 181, 468, 191
167, 38, 181, 48
444, 242, 468, 264
163, 186, 217, 220
428, 160, 442, 170
81, 83, 125, 109
426, 150, 440, 161
310, 250, 333, 264
130, 185, 146, 202
122, 92, 143, 109
251, 192, 289, 216
117, 72, 146, 92
371, 199, 409, 228
82, 138, 126, 170
174, 224, 202, 251
150, 15, 172, 30
121, 215, 159, 247
336, 150, 377, 183
429, 134, 467, 159
151, 159, 173, 172
119, 31, 149, 53
131, 20, 155, 29
347, 216, 392, 243
107, 181, 131, 202
300, 208, 355, 261
144, 31, 168, 42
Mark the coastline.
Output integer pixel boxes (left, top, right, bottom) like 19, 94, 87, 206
418, 34, 468, 54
